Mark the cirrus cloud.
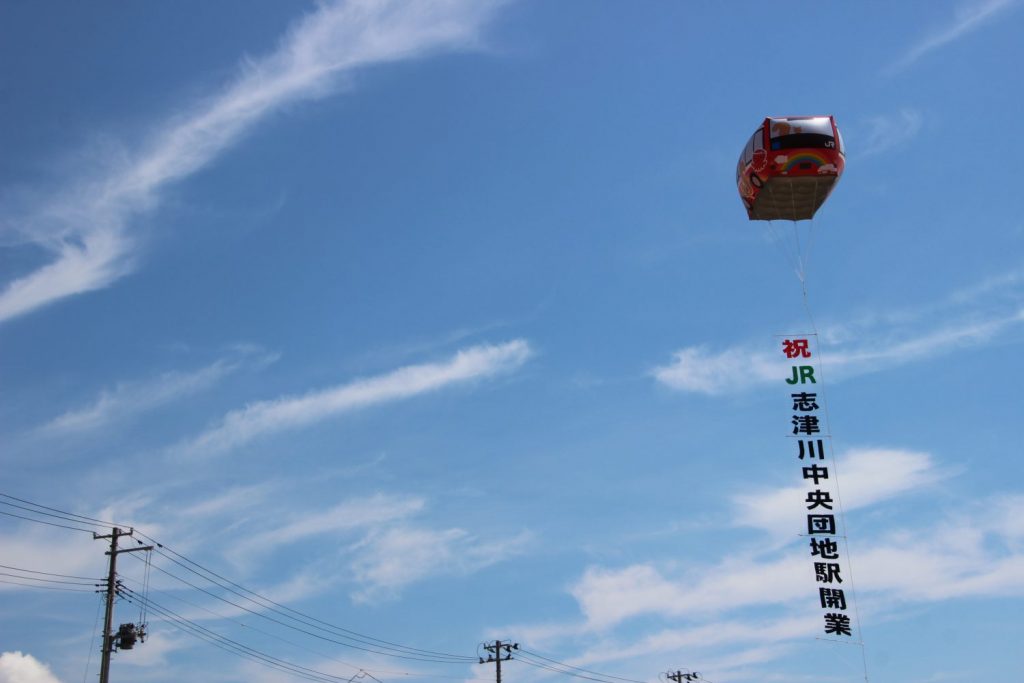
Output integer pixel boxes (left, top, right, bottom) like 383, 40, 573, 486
652, 270, 1024, 395
888, 0, 1020, 73
0, 0, 506, 323
177, 339, 532, 457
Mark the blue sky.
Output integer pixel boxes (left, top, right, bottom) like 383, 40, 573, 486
1, 1, 1023, 682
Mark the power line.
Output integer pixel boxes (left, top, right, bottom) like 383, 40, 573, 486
117, 567, 396, 679
0, 499, 107, 530
0, 578, 97, 592
132, 536, 475, 663
8, 492, 644, 681
0, 492, 475, 664
126, 553, 468, 664
0, 570, 100, 587
127, 599, 341, 683
117, 565, 484, 682
3, 506, 657, 683
517, 649, 648, 683
0, 563, 102, 581
138, 532, 478, 661
0, 508, 98, 534
516, 656, 637, 683
2, 492, 476, 664
118, 586, 371, 683
0, 493, 118, 527
82, 593, 104, 683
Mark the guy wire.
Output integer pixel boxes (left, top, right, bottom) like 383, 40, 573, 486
82, 591, 104, 683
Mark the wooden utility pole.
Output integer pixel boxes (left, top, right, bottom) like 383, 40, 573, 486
94, 527, 152, 683
666, 670, 701, 682
479, 640, 518, 683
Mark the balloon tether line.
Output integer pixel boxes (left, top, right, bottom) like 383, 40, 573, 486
764, 181, 803, 281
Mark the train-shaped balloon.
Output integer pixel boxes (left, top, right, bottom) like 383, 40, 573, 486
737, 115, 844, 221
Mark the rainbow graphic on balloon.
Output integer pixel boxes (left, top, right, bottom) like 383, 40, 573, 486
781, 152, 832, 173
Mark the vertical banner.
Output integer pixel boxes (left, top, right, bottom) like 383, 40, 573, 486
779, 334, 855, 639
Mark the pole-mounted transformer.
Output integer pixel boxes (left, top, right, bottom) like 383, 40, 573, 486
115, 623, 145, 650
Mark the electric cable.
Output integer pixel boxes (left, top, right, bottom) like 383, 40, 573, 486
0, 499, 108, 530
118, 585, 375, 683
82, 592, 104, 683
0, 493, 473, 662
515, 656, 637, 683
132, 532, 475, 663
119, 588, 342, 683
0, 578, 97, 592
0, 570, 99, 586
0, 563, 101, 581
119, 562, 485, 682
0, 508, 98, 534
517, 649, 648, 683
138, 548, 152, 626
117, 567, 381, 678
0, 493, 118, 527
1, 493, 475, 667
122, 552, 470, 664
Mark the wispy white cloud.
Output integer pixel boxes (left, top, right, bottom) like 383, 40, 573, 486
114, 632, 189, 669
855, 109, 924, 158
0, 0, 505, 323
176, 483, 277, 520
39, 348, 275, 435
229, 493, 426, 561
0, 229, 134, 324
213, 490, 529, 604
652, 344, 782, 395
655, 310, 1021, 394
0, 652, 63, 683
0, 529, 102, 594
506, 449, 1024, 677
177, 339, 532, 457
555, 510, 1024, 673
888, 0, 1019, 72
350, 526, 531, 603
563, 510, 1024, 678
497, 613, 824, 683
734, 447, 944, 537
568, 614, 812, 667
653, 270, 1024, 394
855, 494, 1024, 602
948, 269, 1024, 305
570, 557, 810, 631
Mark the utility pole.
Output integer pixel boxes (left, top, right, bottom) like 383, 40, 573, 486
479, 640, 518, 683
94, 527, 152, 683
665, 670, 701, 683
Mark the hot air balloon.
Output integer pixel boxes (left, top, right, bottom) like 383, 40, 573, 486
736, 118, 862, 649
736, 115, 844, 221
